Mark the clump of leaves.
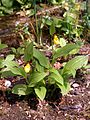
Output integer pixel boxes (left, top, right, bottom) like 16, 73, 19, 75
0, 41, 88, 100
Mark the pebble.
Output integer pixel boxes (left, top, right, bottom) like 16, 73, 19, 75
88, 91, 90, 95
79, 118, 86, 120
26, 111, 29, 115
72, 83, 79, 88
5, 80, 11, 88
28, 114, 31, 118
42, 116, 45, 119
0, 107, 2, 110
88, 101, 90, 104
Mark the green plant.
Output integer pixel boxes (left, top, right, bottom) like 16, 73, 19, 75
11, 47, 24, 58
0, 0, 89, 101
40, 1, 84, 44
0, 42, 88, 100
0, 41, 8, 50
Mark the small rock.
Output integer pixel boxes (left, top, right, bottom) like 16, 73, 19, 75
79, 118, 86, 120
26, 111, 29, 115
0, 107, 2, 110
28, 114, 31, 118
5, 80, 11, 88
88, 101, 90, 104
72, 83, 79, 88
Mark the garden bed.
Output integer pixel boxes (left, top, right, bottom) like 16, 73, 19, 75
0, 71, 90, 120
0, 1, 90, 120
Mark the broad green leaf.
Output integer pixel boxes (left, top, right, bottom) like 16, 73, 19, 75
34, 86, 46, 100
12, 84, 31, 95
2, 55, 18, 68
62, 56, 88, 78
17, 47, 24, 55
53, 17, 60, 25
48, 78, 56, 84
6, 61, 18, 68
3, 60, 18, 68
24, 42, 33, 62
53, 17, 62, 28
69, 49, 79, 55
1, 0, 13, 8
49, 68, 63, 85
11, 47, 17, 53
35, 61, 44, 72
84, 64, 90, 69
0, 6, 13, 14
1, 71, 17, 77
5, 54, 15, 61
0, 43, 7, 50
18, 67, 27, 78
57, 81, 71, 95
8, 67, 26, 78
33, 48, 49, 68
53, 44, 80, 60
49, 73, 63, 85
28, 71, 48, 87
45, 19, 52, 26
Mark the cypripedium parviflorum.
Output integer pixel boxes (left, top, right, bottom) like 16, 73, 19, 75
24, 63, 31, 73
53, 35, 60, 45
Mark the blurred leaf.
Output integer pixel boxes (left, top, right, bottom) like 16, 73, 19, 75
0, 58, 4, 68
62, 56, 88, 78
12, 84, 32, 95
69, 49, 79, 55
35, 61, 44, 72
49, 68, 63, 85
24, 42, 33, 62
50, 22, 56, 36
53, 44, 80, 61
16, 0, 26, 4
11, 47, 17, 53
1, 0, 13, 8
84, 64, 90, 69
53, 17, 62, 28
45, 18, 52, 26
34, 86, 46, 100
28, 71, 48, 87
2, 55, 18, 68
0, 43, 7, 50
57, 80, 71, 95
8, 67, 26, 78
1, 70, 17, 77
17, 47, 24, 55
33, 48, 49, 68
5, 54, 15, 61
0, 6, 13, 14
